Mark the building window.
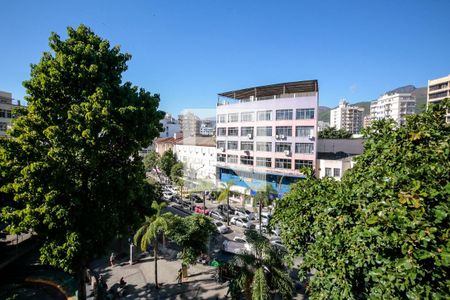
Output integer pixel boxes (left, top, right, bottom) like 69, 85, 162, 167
429, 91, 448, 99
240, 156, 254, 165
227, 141, 238, 150
256, 157, 272, 167
256, 126, 272, 136
228, 113, 239, 122
0, 109, 5, 118
217, 127, 226, 136
256, 142, 272, 152
241, 142, 254, 151
6, 110, 12, 118
275, 126, 292, 137
0, 122, 7, 131
295, 160, 313, 169
295, 143, 314, 154
241, 126, 254, 136
296, 126, 314, 137
217, 114, 226, 123
275, 158, 291, 169
228, 127, 239, 136
296, 108, 315, 119
241, 112, 254, 122
217, 141, 226, 149
276, 109, 293, 120
257, 110, 271, 121
333, 168, 341, 177
325, 167, 332, 177
228, 155, 238, 164
275, 143, 291, 152
217, 154, 226, 162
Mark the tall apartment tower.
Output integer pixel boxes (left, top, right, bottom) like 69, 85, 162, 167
215, 80, 318, 196
330, 99, 364, 134
0, 91, 20, 136
370, 93, 416, 125
427, 74, 450, 122
179, 112, 201, 137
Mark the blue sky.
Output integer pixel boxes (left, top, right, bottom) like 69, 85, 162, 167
1, 0, 449, 115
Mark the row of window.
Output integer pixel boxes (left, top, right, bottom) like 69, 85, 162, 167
217, 126, 314, 137
0, 109, 12, 119
217, 108, 315, 123
217, 141, 314, 154
325, 167, 341, 177
217, 154, 313, 169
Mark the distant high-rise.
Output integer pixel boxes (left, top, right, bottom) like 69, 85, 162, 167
330, 99, 364, 134
427, 74, 450, 122
179, 112, 201, 137
370, 93, 416, 125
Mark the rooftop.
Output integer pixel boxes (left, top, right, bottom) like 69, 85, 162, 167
218, 80, 318, 104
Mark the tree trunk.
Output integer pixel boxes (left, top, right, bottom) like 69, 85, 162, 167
78, 266, 87, 300
227, 194, 230, 226
154, 240, 159, 289
259, 201, 262, 235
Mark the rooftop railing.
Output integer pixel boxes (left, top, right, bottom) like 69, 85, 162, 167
217, 91, 317, 106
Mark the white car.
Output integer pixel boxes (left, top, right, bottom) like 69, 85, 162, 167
270, 238, 287, 251
233, 236, 247, 243
214, 221, 230, 234
234, 208, 255, 220
162, 191, 173, 200
230, 217, 254, 229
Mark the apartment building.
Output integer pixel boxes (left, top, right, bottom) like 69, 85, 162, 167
428, 74, 450, 122
215, 80, 318, 196
0, 91, 21, 136
179, 112, 201, 137
330, 99, 364, 134
370, 93, 416, 125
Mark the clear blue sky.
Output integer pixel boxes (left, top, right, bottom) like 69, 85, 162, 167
1, 0, 449, 115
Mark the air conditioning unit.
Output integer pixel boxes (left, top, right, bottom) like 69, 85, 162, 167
280, 134, 285, 139
275, 135, 279, 139
308, 134, 314, 140
284, 150, 291, 156
247, 133, 253, 139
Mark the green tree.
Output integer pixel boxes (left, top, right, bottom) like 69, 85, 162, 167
318, 126, 352, 139
167, 214, 216, 266
144, 150, 160, 174
0, 25, 164, 298
170, 161, 184, 197
218, 181, 234, 226
228, 230, 293, 299
253, 184, 276, 234
272, 100, 450, 299
191, 180, 215, 214
134, 201, 171, 289
159, 148, 177, 177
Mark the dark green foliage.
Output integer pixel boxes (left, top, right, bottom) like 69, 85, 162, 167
167, 214, 215, 265
272, 100, 450, 299
0, 25, 164, 274
143, 150, 160, 172
318, 126, 353, 139
159, 149, 177, 176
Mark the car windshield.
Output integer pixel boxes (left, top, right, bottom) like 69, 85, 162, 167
216, 222, 223, 226
242, 218, 249, 222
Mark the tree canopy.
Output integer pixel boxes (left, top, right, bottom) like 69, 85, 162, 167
318, 126, 352, 139
159, 148, 177, 176
143, 150, 160, 173
0, 25, 164, 275
272, 100, 450, 299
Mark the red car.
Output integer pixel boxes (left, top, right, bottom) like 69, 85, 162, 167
194, 205, 209, 215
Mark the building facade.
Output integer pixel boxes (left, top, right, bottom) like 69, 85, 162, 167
330, 99, 364, 134
0, 91, 21, 136
370, 93, 416, 125
174, 136, 216, 184
215, 80, 319, 196
427, 74, 450, 122
179, 112, 201, 137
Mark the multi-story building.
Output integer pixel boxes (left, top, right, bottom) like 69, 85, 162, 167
330, 99, 364, 134
363, 115, 371, 128
160, 113, 181, 138
215, 80, 319, 196
370, 93, 416, 125
174, 136, 216, 184
427, 74, 450, 122
199, 120, 215, 136
154, 133, 183, 156
179, 112, 201, 137
0, 91, 21, 136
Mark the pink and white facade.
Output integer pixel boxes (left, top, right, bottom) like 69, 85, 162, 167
215, 80, 319, 195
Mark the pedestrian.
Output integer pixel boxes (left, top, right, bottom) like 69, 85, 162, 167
176, 268, 183, 285
110, 251, 116, 267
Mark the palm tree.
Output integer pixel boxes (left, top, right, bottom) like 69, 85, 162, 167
228, 230, 293, 299
134, 201, 170, 289
217, 181, 234, 226
253, 184, 277, 234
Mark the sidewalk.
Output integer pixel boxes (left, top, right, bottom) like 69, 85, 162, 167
87, 250, 228, 299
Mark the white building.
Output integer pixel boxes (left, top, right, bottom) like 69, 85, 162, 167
0, 91, 21, 136
427, 74, 450, 122
139, 113, 181, 156
370, 93, 416, 125
174, 136, 216, 184
200, 122, 215, 136
330, 99, 364, 134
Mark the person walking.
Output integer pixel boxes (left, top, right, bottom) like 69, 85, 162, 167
110, 252, 116, 267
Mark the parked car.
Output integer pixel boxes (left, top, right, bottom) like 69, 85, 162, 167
191, 194, 203, 203
233, 236, 247, 244
230, 217, 254, 229
181, 200, 192, 211
162, 191, 173, 200
194, 205, 209, 214
234, 208, 255, 220
217, 204, 235, 215
255, 223, 269, 233
222, 240, 251, 254
209, 210, 228, 222
214, 221, 230, 234
170, 195, 182, 204
270, 238, 287, 252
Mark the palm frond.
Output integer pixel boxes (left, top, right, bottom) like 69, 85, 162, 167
252, 267, 270, 300
268, 266, 293, 299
